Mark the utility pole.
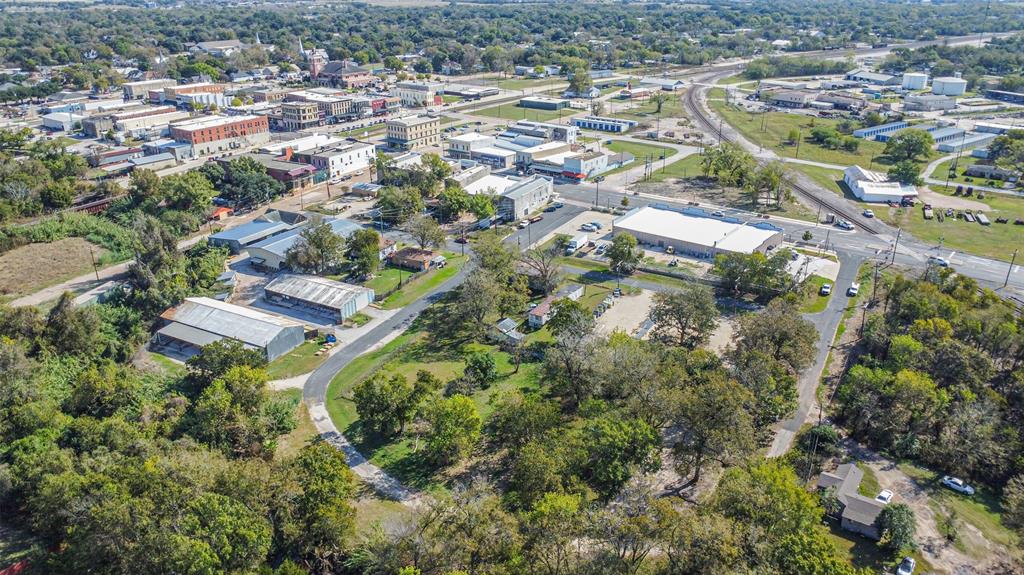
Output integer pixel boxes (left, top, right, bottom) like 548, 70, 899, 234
1005, 248, 1019, 288
795, 128, 802, 158
89, 247, 100, 281
890, 228, 902, 265
594, 176, 604, 206
871, 260, 880, 304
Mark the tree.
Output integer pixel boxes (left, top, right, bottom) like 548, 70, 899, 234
878, 503, 917, 552
605, 232, 642, 275
487, 391, 560, 449
161, 171, 215, 211
649, 284, 719, 348
463, 351, 497, 388
1002, 474, 1024, 530
650, 92, 671, 114
544, 298, 597, 406
732, 349, 798, 431
567, 65, 593, 95
519, 241, 564, 295
424, 395, 481, 465
286, 218, 346, 275
405, 214, 445, 249
347, 228, 382, 278
713, 460, 823, 539
787, 128, 800, 145
376, 186, 424, 225
0, 127, 32, 152
438, 184, 471, 221
455, 270, 501, 332
672, 378, 756, 487
578, 416, 660, 497
888, 160, 923, 185
884, 129, 934, 162
353, 372, 418, 436
746, 161, 786, 208
731, 298, 818, 374
292, 442, 358, 572
522, 492, 585, 575
186, 339, 267, 388
713, 249, 793, 300
44, 292, 103, 357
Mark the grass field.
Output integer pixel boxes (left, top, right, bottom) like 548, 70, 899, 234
885, 187, 1024, 262
0, 237, 108, 299
799, 275, 833, 314
441, 94, 462, 104
372, 253, 468, 310
273, 389, 318, 460
266, 340, 329, 380
643, 152, 705, 183
611, 95, 685, 122
707, 100, 894, 167
929, 156, 1001, 188
472, 103, 568, 123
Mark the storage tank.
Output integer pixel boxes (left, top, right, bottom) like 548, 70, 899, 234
901, 72, 928, 90
932, 77, 967, 96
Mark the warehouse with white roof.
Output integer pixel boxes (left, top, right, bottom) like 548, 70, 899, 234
843, 165, 919, 203
154, 297, 305, 360
264, 274, 374, 322
612, 205, 783, 258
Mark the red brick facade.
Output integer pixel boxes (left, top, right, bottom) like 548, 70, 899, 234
171, 116, 269, 144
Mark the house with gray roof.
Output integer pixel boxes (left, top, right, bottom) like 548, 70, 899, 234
154, 296, 305, 361
817, 463, 886, 539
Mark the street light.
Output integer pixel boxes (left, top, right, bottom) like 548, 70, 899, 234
593, 175, 605, 206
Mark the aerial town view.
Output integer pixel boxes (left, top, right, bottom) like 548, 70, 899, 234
2, 0, 1024, 573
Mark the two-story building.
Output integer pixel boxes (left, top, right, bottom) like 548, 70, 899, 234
385, 115, 440, 150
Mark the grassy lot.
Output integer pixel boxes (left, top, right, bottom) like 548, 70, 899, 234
799, 275, 833, 314
707, 87, 726, 99
899, 462, 1019, 551
273, 389, 318, 460
707, 100, 894, 167
644, 152, 705, 183
472, 103, 567, 123
441, 94, 462, 104
0, 237, 109, 299
266, 340, 329, 380
788, 163, 849, 198
885, 187, 1024, 262
611, 95, 685, 122
929, 156, 999, 188
826, 520, 936, 574
598, 139, 678, 179
376, 253, 468, 310
353, 495, 413, 535
146, 351, 187, 376
345, 311, 372, 327
334, 123, 386, 138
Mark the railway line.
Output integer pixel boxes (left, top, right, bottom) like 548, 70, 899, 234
681, 79, 886, 235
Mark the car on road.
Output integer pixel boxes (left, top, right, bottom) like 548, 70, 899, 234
711, 210, 725, 218
896, 557, 916, 575
863, 209, 875, 218
847, 283, 860, 297
836, 220, 855, 230
553, 202, 564, 208
529, 215, 543, 223
581, 223, 597, 232
595, 243, 607, 255
875, 489, 894, 504
820, 283, 832, 296
941, 476, 975, 495
518, 220, 529, 229
928, 256, 949, 267
544, 206, 557, 212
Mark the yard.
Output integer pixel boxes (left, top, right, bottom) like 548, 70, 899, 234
610, 94, 686, 122
266, 340, 329, 380
886, 187, 1024, 262
471, 103, 568, 123
643, 151, 705, 183
366, 252, 469, 310
707, 100, 892, 167
598, 139, 678, 178
799, 275, 833, 314
0, 237, 109, 299
929, 156, 1004, 188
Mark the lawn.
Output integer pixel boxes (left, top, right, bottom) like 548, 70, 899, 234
376, 253, 468, 310
598, 139, 678, 179
334, 123, 386, 138
441, 94, 462, 104
929, 156, 1003, 188
471, 103, 568, 123
826, 520, 936, 574
266, 340, 329, 380
898, 462, 1019, 551
855, 461, 881, 498
707, 99, 892, 167
885, 187, 1024, 262
611, 95, 685, 122
644, 152, 705, 183
273, 389, 318, 460
0, 237, 109, 299
799, 275, 833, 314
345, 311, 372, 327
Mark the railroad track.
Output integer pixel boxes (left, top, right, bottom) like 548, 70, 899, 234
682, 82, 886, 235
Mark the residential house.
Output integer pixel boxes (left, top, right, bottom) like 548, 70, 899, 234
389, 247, 444, 271
817, 463, 886, 540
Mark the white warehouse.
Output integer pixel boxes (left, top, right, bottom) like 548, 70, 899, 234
612, 204, 783, 258
843, 165, 918, 203
932, 77, 968, 96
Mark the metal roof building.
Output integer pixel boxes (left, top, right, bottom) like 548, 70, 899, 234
154, 297, 305, 361
247, 218, 363, 271
612, 204, 783, 258
209, 219, 294, 254
264, 274, 374, 322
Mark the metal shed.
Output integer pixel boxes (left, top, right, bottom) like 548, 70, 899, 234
264, 274, 374, 322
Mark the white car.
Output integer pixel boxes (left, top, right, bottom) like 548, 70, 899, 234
847, 282, 860, 297
518, 220, 529, 229
897, 557, 916, 575
580, 223, 596, 232
941, 476, 976, 495
862, 209, 875, 218
928, 256, 950, 267
875, 489, 894, 504
820, 283, 832, 296
836, 220, 855, 230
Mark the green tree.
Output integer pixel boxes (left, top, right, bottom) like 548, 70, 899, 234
578, 416, 660, 497
424, 395, 481, 465
606, 232, 642, 274
405, 214, 445, 249
180, 492, 273, 573
286, 218, 346, 275
347, 228, 382, 278
487, 391, 560, 449
161, 170, 215, 211
463, 350, 497, 388
376, 186, 424, 225
186, 339, 267, 388
878, 503, 917, 552
649, 284, 719, 348
713, 249, 793, 300
291, 442, 358, 571
1002, 474, 1024, 529
731, 298, 818, 374
888, 160, 923, 185
884, 129, 934, 162
353, 372, 419, 436
673, 378, 756, 487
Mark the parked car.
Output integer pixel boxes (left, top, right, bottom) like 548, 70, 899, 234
941, 476, 975, 495
518, 220, 529, 229
711, 210, 725, 217
862, 209, 875, 218
836, 220, 855, 230
875, 490, 894, 504
553, 202, 564, 208
581, 223, 596, 232
589, 221, 603, 229
544, 206, 557, 212
529, 215, 543, 223
847, 283, 860, 297
928, 256, 949, 267
897, 557, 916, 575
820, 283, 833, 296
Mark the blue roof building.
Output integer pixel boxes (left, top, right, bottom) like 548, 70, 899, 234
247, 218, 363, 271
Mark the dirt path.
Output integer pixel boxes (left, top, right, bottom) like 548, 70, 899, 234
847, 444, 1011, 575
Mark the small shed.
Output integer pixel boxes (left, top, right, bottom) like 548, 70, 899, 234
491, 317, 525, 345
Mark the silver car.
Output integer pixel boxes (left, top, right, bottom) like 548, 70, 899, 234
941, 476, 975, 495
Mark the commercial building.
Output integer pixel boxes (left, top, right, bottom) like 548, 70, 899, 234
503, 120, 579, 144
843, 165, 918, 203
572, 116, 638, 133
985, 89, 1024, 105
154, 297, 305, 361
190, 39, 247, 57
252, 89, 292, 104
515, 141, 572, 170
178, 91, 230, 110
964, 164, 1016, 181
852, 121, 908, 139
901, 72, 929, 91
447, 132, 496, 159
519, 96, 570, 110
495, 175, 553, 220
903, 94, 956, 112
281, 101, 321, 131
815, 93, 867, 111
393, 81, 443, 108
639, 77, 686, 91
264, 274, 374, 322
937, 132, 996, 153
82, 116, 114, 138
122, 78, 178, 101
932, 77, 968, 96
169, 114, 270, 156
294, 140, 376, 180
390, 247, 444, 271
768, 90, 816, 108
41, 112, 85, 131
385, 115, 441, 150
925, 126, 966, 145
471, 146, 517, 169
208, 210, 307, 253
974, 122, 1019, 134
260, 133, 346, 156
284, 90, 354, 121
130, 152, 177, 171
562, 151, 609, 180
612, 204, 783, 258
247, 218, 363, 271
316, 61, 376, 89
844, 69, 898, 86
88, 146, 144, 167
159, 82, 225, 105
